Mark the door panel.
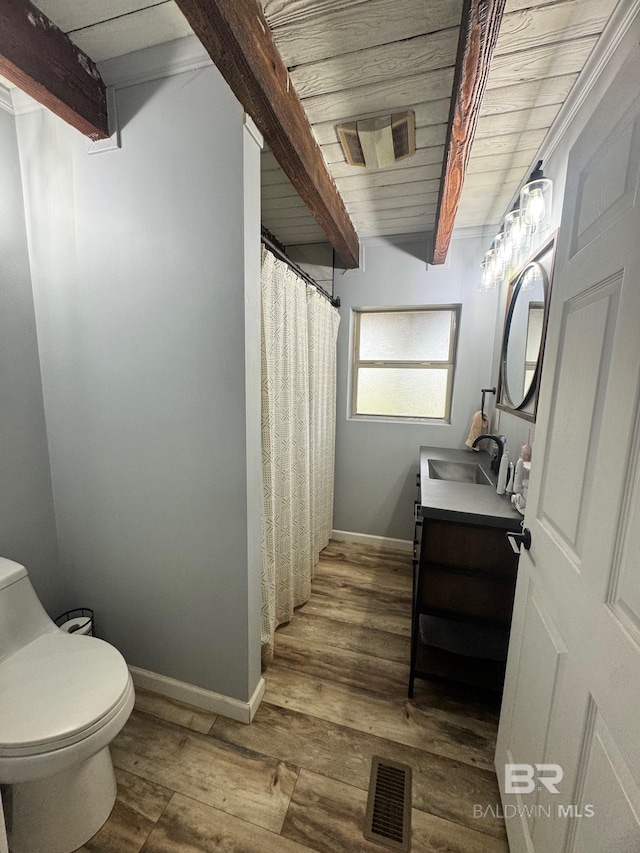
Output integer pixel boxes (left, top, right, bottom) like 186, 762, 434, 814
572, 113, 640, 255
539, 278, 621, 551
506, 585, 568, 844
607, 408, 640, 641
507, 585, 567, 774
569, 710, 640, 853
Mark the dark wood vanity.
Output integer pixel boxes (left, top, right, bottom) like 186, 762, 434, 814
410, 447, 522, 695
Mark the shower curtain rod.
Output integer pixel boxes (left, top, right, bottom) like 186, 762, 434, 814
261, 227, 341, 309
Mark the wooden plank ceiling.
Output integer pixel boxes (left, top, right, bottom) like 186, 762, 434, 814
0, 0, 623, 255
260, 0, 620, 248
260, 0, 461, 246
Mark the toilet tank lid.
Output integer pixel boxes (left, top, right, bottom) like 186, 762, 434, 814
0, 558, 27, 590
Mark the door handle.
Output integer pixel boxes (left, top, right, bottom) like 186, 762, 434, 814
507, 527, 531, 554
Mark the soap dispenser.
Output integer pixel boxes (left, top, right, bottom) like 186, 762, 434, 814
496, 450, 510, 495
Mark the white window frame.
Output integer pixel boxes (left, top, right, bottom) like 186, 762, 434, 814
350, 305, 460, 423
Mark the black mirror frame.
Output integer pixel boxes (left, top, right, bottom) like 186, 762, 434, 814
496, 231, 558, 423
502, 261, 548, 409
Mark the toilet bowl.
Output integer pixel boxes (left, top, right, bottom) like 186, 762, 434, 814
0, 557, 134, 853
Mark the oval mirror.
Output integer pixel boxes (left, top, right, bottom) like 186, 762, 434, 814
497, 232, 556, 422
503, 262, 548, 408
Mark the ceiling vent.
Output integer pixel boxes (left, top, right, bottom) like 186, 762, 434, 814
336, 112, 415, 169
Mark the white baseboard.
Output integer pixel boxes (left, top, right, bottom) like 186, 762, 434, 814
331, 529, 412, 552
129, 667, 265, 724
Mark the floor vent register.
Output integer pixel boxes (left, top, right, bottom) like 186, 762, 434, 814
364, 756, 412, 850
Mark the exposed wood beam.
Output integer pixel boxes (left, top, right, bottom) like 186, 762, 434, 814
174, 0, 359, 269
431, 0, 506, 264
0, 0, 108, 140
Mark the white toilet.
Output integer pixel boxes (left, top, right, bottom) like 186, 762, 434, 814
0, 557, 135, 853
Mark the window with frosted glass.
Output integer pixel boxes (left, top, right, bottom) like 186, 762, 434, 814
352, 307, 459, 421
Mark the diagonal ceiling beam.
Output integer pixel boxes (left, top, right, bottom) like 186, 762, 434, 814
174, 0, 360, 269
0, 0, 108, 140
431, 0, 506, 264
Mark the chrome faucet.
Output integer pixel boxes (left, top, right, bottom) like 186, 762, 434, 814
472, 434, 505, 474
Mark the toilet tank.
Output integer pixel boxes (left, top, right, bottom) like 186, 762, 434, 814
0, 557, 60, 660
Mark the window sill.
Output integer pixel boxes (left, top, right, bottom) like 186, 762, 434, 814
347, 415, 452, 426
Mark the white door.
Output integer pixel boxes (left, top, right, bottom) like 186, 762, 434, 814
496, 39, 640, 853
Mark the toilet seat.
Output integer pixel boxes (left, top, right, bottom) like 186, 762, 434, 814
0, 632, 131, 757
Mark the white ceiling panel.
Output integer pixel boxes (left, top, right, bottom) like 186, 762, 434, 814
34, 0, 165, 33
70, 4, 193, 62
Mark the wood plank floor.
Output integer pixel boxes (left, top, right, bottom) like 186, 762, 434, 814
78, 541, 509, 852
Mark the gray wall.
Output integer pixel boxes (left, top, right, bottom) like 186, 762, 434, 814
16, 65, 262, 703
288, 242, 334, 294
0, 108, 63, 613
333, 235, 499, 541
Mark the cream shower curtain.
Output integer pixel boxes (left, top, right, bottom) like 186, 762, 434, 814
260, 248, 340, 662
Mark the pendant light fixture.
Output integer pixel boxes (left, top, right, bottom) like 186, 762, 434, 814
493, 229, 508, 277
479, 161, 553, 292
480, 248, 497, 291
480, 235, 507, 291
503, 204, 530, 266
520, 160, 552, 234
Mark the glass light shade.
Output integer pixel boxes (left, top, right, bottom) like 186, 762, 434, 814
493, 229, 511, 268
501, 232, 514, 268
480, 249, 498, 291
504, 208, 530, 263
492, 234, 507, 283
521, 263, 542, 291
520, 177, 552, 233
